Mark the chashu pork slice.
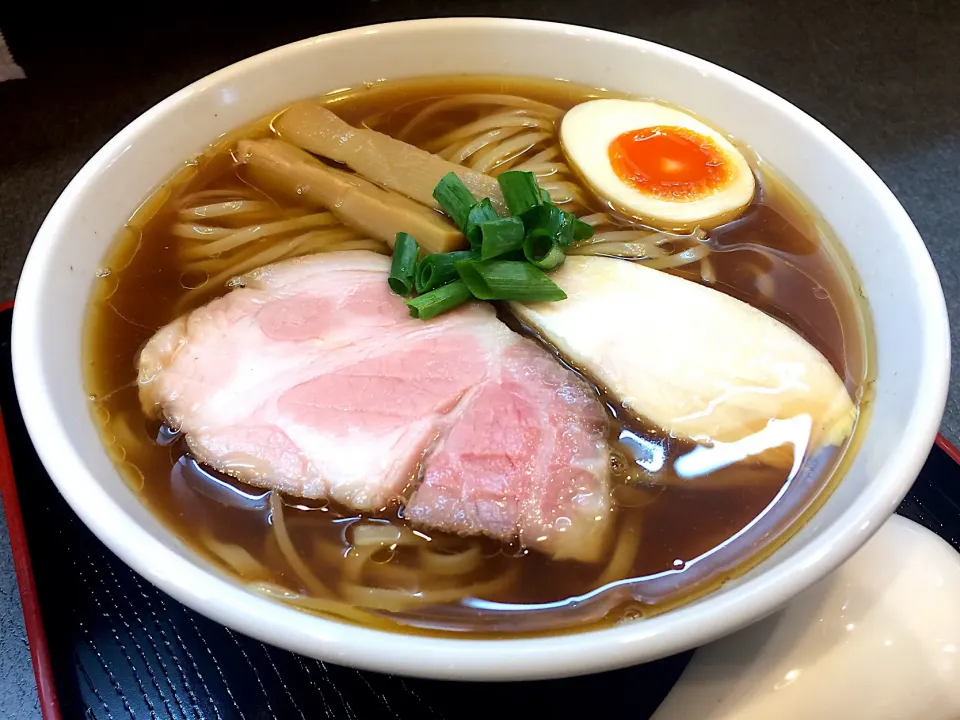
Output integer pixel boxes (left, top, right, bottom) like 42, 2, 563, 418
138, 251, 611, 562
405, 338, 612, 563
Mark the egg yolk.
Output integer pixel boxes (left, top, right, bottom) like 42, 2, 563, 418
608, 126, 732, 200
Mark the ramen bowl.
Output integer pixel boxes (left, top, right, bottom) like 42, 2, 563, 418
11, 18, 949, 680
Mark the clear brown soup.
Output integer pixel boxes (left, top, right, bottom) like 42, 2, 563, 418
83, 76, 871, 636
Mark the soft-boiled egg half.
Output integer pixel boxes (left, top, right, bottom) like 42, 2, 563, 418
561, 99, 756, 231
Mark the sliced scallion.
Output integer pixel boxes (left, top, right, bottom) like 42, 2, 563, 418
415, 250, 477, 294
388, 232, 420, 296
454, 259, 567, 302
479, 216, 526, 260
464, 197, 500, 248
405, 279, 473, 320
433, 172, 477, 231
523, 230, 566, 271
547, 205, 576, 247
557, 211, 579, 247
573, 218, 594, 241
497, 171, 543, 216
521, 204, 575, 247
519, 204, 545, 234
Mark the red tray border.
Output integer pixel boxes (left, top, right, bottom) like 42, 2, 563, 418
0, 300, 61, 720
0, 297, 955, 720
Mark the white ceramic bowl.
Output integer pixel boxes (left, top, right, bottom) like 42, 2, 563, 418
11, 18, 950, 680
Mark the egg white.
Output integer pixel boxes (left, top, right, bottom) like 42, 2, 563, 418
561, 99, 756, 231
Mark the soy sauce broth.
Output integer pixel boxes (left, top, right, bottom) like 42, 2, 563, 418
83, 76, 872, 636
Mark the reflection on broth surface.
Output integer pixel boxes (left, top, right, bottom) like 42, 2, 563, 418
83, 76, 871, 636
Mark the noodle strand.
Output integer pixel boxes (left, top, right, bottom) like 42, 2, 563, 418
270, 492, 334, 598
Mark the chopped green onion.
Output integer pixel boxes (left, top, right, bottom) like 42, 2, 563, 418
496, 250, 528, 263
497, 171, 543, 216
405, 280, 473, 320
388, 232, 420, 296
573, 218, 594, 241
523, 230, 566, 271
464, 197, 500, 248
433, 172, 477, 231
521, 204, 576, 247
548, 205, 576, 247
479, 216, 526, 260
559, 211, 580, 247
519, 204, 545, 234
415, 250, 477, 294
454, 259, 567, 302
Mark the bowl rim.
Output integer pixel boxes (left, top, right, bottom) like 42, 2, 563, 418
11, 17, 951, 680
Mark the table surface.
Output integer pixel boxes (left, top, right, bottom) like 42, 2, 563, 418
0, 3, 957, 716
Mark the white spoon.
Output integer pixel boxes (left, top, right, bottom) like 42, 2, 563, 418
652, 515, 960, 720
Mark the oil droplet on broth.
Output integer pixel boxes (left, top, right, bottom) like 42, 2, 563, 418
370, 547, 397, 564
93, 273, 120, 302
118, 461, 145, 491
180, 269, 209, 290
91, 404, 111, 426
